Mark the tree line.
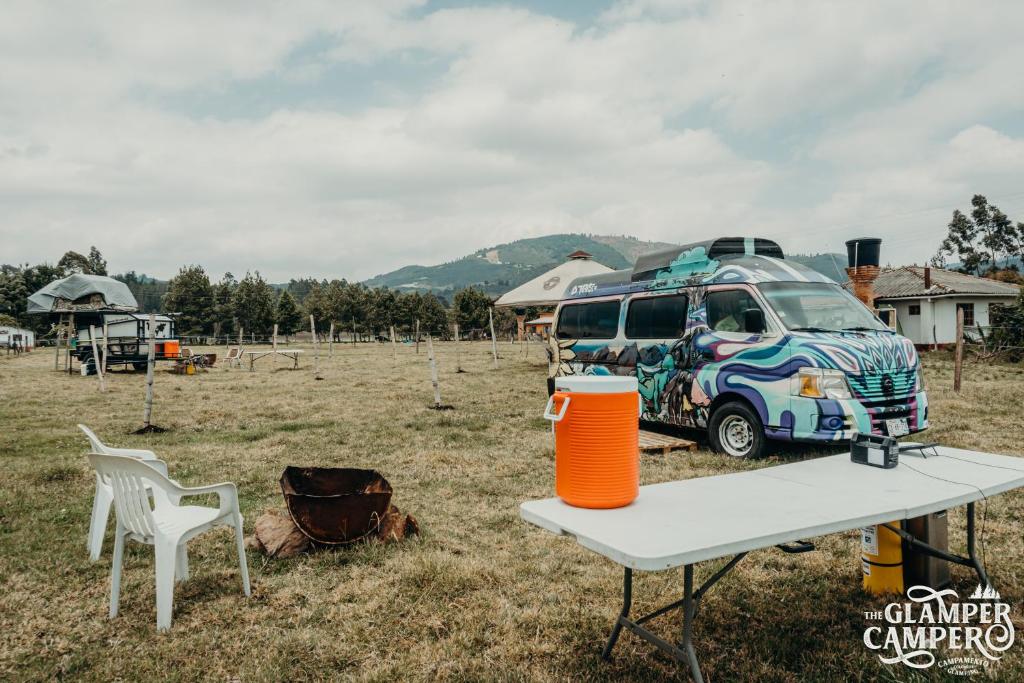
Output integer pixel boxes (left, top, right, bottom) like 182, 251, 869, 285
0, 249, 517, 340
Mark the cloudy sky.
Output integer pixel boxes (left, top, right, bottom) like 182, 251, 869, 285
3, 0, 1023, 282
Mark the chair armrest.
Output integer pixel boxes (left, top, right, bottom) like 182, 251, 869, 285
105, 446, 159, 460
172, 481, 239, 517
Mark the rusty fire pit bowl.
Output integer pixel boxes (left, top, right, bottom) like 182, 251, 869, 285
280, 467, 394, 545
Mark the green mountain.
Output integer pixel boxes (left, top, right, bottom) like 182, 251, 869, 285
362, 233, 848, 294
362, 234, 676, 295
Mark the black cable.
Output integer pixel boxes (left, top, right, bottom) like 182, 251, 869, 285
900, 458, 990, 584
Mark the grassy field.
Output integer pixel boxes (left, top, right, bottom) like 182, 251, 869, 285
2, 341, 1024, 681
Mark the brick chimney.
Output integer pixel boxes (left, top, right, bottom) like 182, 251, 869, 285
844, 237, 882, 307
924, 266, 931, 290
846, 265, 880, 307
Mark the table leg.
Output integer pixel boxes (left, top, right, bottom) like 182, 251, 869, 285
602, 567, 632, 660
966, 502, 990, 588
682, 565, 704, 683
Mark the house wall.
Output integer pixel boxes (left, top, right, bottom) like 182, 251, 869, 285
886, 296, 1016, 346
0, 327, 35, 350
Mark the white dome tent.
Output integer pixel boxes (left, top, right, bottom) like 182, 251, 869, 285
494, 251, 613, 340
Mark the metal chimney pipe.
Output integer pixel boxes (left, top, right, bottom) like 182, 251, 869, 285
924, 266, 931, 290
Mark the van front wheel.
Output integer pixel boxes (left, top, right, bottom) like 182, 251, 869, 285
709, 402, 765, 459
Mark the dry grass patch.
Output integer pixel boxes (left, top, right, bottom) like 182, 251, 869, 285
1, 343, 1023, 681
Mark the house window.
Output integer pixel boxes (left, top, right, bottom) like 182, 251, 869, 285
556, 300, 621, 339
908, 304, 920, 316
626, 294, 689, 339
956, 303, 975, 327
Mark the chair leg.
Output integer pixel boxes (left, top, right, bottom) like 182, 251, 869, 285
109, 528, 125, 619
175, 544, 189, 583
154, 540, 177, 631
89, 484, 113, 561
234, 513, 251, 597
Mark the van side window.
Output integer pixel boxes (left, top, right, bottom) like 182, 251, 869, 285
556, 300, 621, 339
625, 294, 689, 339
706, 289, 763, 333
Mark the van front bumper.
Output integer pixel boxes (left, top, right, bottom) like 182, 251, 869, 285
779, 390, 928, 442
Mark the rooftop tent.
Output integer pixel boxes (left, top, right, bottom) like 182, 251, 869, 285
631, 237, 785, 282
494, 252, 614, 309
27, 274, 138, 314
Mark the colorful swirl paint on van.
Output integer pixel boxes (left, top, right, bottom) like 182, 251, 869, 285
549, 252, 928, 442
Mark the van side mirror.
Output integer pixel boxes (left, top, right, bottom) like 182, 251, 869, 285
743, 308, 766, 334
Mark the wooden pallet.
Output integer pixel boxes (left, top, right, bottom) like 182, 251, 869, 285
639, 430, 698, 455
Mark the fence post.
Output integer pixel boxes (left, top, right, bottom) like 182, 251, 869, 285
428, 335, 441, 408
489, 308, 498, 368
390, 325, 397, 360
415, 320, 420, 354
954, 306, 965, 392
89, 325, 105, 391
310, 314, 322, 380
143, 313, 156, 428
328, 322, 335, 357
454, 323, 463, 373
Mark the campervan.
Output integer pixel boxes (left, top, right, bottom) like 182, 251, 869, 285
548, 237, 927, 458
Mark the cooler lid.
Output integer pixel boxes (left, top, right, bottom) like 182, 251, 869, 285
554, 376, 638, 394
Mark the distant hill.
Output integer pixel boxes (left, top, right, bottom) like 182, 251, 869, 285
361, 234, 676, 295
363, 233, 848, 294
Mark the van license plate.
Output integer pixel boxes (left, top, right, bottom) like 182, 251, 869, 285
885, 418, 909, 437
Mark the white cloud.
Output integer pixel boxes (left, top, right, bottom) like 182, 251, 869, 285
1, 1, 1022, 280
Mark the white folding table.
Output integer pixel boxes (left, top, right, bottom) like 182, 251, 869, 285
520, 446, 1024, 682
245, 349, 303, 371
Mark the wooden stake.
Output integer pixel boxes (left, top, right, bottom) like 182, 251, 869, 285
954, 306, 965, 393
102, 319, 109, 377
310, 314, 322, 380
328, 322, 335, 357
427, 335, 441, 408
390, 325, 397, 360
273, 323, 279, 366
54, 314, 63, 370
236, 326, 244, 368
454, 323, 462, 373
67, 313, 74, 374
89, 325, 105, 391
415, 320, 420, 354
488, 308, 498, 368
143, 313, 156, 428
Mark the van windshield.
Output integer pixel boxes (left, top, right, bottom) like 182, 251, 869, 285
757, 281, 887, 333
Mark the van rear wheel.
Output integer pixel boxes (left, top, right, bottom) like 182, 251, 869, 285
709, 401, 766, 459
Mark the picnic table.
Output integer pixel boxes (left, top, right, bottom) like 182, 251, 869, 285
520, 445, 1024, 682
245, 349, 303, 371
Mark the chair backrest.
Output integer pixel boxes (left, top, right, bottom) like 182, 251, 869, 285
88, 453, 173, 537
78, 424, 108, 454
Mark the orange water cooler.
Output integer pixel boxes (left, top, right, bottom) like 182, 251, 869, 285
543, 376, 639, 509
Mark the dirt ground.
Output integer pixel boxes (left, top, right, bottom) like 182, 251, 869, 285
2, 341, 1023, 681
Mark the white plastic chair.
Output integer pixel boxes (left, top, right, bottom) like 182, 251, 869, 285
79, 424, 170, 562
88, 452, 250, 631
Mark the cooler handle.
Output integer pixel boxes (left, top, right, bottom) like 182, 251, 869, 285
543, 393, 571, 423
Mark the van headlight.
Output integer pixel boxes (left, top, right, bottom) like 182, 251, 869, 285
914, 371, 925, 393
794, 368, 852, 400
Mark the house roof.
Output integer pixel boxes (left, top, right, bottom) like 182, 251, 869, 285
871, 267, 1021, 300
526, 314, 554, 325
494, 257, 614, 308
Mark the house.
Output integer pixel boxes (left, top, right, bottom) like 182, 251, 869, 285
0, 326, 35, 351
870, 266, 1020, 347
524, 313, 554, 339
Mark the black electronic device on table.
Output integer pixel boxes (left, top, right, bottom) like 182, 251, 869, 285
851, 433, 900, 469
